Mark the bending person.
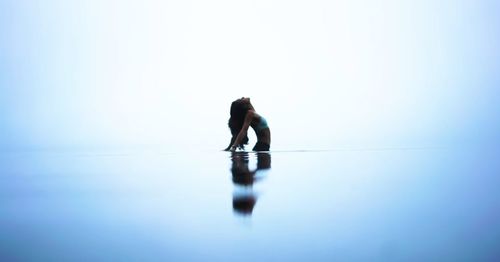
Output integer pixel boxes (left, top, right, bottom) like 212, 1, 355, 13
224, 97, 271, 151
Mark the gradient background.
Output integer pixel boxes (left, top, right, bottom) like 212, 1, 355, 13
1, 1, 500, 261
1, 0, 499, 150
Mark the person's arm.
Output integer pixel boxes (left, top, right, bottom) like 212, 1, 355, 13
223, 136, 236, 151
230, 111, 254, 151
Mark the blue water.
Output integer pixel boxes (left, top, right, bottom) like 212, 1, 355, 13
1, 147, 499, 261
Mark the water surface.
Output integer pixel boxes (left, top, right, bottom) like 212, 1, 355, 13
1, 147, 499, 261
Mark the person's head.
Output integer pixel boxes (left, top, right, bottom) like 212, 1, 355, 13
228, 97, 253, 148
232, 97, 252, 111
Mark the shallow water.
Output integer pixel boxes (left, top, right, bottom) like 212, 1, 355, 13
0, 147, 499, 261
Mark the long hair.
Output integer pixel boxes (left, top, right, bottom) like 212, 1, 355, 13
228, 100, 251, 148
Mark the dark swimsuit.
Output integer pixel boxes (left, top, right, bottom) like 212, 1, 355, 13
252, 116, 270, 151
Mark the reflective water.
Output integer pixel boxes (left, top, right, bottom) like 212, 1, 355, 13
1, 147, 499, 261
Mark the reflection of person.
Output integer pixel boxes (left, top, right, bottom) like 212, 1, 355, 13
233, 195, 256, 216
230, 152, 271, 216
224, 97, 271, 152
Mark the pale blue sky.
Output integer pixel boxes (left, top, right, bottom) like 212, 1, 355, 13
1, 0, 499, 151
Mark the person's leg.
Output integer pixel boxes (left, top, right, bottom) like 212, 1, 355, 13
253, 141, 270, 151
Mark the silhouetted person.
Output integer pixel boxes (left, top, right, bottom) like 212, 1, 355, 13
224, 97, 271, 152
